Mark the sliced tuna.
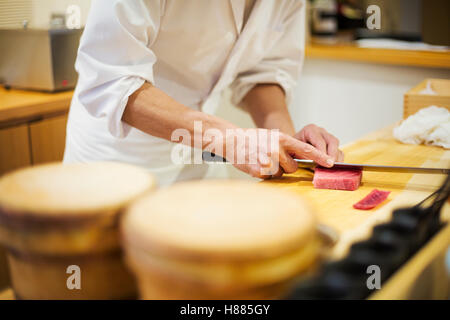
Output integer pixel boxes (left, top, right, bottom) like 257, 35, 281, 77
353, 189, 391, 210
313, 167, 363, 191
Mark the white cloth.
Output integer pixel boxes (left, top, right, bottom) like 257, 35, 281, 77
393, 106, 450, 149
64, 0, 306, 185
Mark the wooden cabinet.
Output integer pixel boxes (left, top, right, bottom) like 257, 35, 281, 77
0, 115, 68, 176
0, 124, 32, 176
0, 116, 68, 290
0, 125, 31, 289
29, 115, 68, 164
0, 88, 72, 291
0, 114, 69, 293
0, 247, 9, 290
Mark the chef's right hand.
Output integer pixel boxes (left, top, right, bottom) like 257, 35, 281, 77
215, 128, 335, 179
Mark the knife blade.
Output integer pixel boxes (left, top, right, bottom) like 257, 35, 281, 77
295, 159, 450, 174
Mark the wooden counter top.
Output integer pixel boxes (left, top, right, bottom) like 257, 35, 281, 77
264, 126, 450, 298
0, 288, 13, 300
264, 125, 450, 259
0, 87, 73, 125
305, 43, 450, 69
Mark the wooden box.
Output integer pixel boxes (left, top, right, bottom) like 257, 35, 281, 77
404, 78, 450, 119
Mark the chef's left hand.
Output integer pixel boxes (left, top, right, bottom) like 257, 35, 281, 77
294, 124, 344, 162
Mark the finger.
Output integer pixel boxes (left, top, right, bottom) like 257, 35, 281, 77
279, 150, 298, 174
258, 151, 282, 176
305, 130, 327, 154
283, 136, 334, 168
271, 167, 284, 179
249, 164, 270, 179
338, 150, 345, 162
323, 132, 340, 161
258, 152, 272, 167
294, 129, 306, 143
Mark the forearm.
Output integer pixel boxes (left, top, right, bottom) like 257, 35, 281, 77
241, 84, 295, 136
122, 82, 237, 150
122, 82, 335, 177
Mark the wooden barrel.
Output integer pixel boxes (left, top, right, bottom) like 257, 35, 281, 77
122, 180, 321, 299
0, 162, 156, 299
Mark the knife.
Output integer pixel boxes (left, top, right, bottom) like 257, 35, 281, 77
295, 159, 450, 174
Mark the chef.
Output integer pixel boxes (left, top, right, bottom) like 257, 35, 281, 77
64, 0, 344, 186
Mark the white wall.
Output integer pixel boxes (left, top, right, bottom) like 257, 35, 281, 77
291, 60, 449, 144
216, 60, 450, 145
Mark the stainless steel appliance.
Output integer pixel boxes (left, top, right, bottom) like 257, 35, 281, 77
0, 28, 83, 92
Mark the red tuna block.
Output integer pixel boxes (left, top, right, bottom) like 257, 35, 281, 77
313, 167, 363, 191
353, 189, 391, 210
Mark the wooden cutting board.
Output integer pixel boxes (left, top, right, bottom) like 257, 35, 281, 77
263, 125, 450, 259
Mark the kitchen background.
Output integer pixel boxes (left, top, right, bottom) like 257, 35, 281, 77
0, 0, 448, 145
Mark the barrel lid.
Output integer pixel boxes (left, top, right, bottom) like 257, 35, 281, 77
123, 180, 316, 261
0, 162, 156, 216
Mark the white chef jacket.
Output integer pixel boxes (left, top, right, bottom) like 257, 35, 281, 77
64, 0, 306, 186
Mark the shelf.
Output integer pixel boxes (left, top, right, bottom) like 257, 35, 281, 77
305, 43, 450, 69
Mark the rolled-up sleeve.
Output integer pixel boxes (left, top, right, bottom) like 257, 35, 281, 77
230, 0, 306, 108
75, 0, 162, 138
